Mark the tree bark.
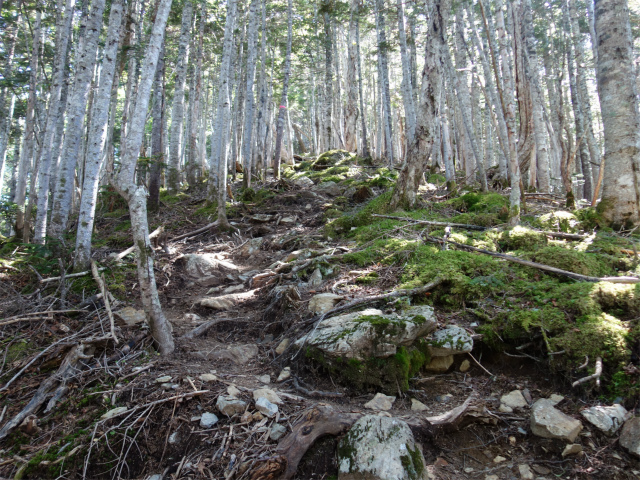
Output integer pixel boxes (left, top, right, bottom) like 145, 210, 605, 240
594, 0, 640, 227
241, 0, 259, 188
374, 0, 394, 165
344, 0, 359, 153
148, 44, 165, 213
396, 0, 416, 148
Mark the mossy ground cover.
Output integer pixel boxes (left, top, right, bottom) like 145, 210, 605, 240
320, 185, 640, 400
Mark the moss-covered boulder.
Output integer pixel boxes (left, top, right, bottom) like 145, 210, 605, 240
312, 149, 354, 170
338, 415, 427, 480
499, 226, 548, 251
298, 306, 437, 393
537, 211, 581, 233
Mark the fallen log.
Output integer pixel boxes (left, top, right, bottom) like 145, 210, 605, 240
423, 236, 640, 284
112, 226, 164, 261
371, 214, 488, 231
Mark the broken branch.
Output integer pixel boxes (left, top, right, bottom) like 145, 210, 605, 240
572, 356, 602, 388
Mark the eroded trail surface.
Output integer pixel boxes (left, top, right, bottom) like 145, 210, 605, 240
1, 168, 639, 480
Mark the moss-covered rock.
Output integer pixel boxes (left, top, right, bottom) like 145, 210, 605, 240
527, 246, 617, 277
312, 149, 354, 170
537, 211, 581, 233
499, 226, 548, 251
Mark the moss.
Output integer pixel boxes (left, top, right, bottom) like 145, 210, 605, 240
451, 192, 509, 214
355, 272, 379, 285
159, 189, 190, 205
537, 211, 581, 233
312, 149, 354, 169
427, 173, 446, 185
527, 246, 617, 277
499, 226, 548, 251
400, 445, 425, 480
451, 212, 502, 227
195, 201, 218, 217
325, 191, 393, 237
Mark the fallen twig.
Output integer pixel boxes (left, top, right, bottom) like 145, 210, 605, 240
91, 261, 118, 344
371, 214, 488, 231
112, 226, 164, 261
40, 268, 106, 284
572, 356, 602, 388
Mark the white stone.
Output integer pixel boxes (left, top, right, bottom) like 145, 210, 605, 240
308, 268, 323, 287
199, 373, 218, 382
293, 176, 314, 188
561, 444, 583, 457
314, 181, 343, 196
337, 415, 427, 480
277, 367, 291, 382
114, 307, 146, 326
200, 289, 259, 310
500, 390, 528, 409
270, 424, 287, 441
238, 237, 263, 256
364, 393, 396, 411
216, 395, 247, 417
309, 293, 343, 314
580, 404, 630, 435
275, 338, 291, 355
101, 407, 128, 420
253, 388, 283, 405
200, 412, 219, 428
255, 397, 278, 418
227, 385, 242, 398
548, 394, 564, 405
257, 374, 271, 384
428, 326, 473, 357
155, 375, 172, 383
530, 399, 582, 442
411, 398, 429, 412
619, 417, 640, 458
493, 455, 507, 463
183, 253, 239, 278
168, 432, 179, 444
518, 464, 534, 479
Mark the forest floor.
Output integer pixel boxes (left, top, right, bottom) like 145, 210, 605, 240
0, 151, 639, 480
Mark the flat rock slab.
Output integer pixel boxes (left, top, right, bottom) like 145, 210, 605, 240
200, 289, 259, 310
183, 253, 239, 278
255, 397, 278, 418
216, 396, 247, 417
364, 393, 396, 411
428, 325, 473, 357
114, 307, 146, 326
620, 417, 640, 458
309, 293, 343, 314
338, 415, 428, 480
581, 404, 629, 435
253, 388, 283, 405
531, 399, 582, 442
202, 344, 259, 364
500, 390, 528, 410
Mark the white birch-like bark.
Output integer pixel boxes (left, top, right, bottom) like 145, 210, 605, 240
74, 0, 124, 269
241, 0, 259, 187
254, 1, 268, 176
113, 0, 174, 355
396, 0, 416, 147
356, 11, 369, 158
0, 12, 19, 195
49, 0, 106, 242
374, 0, 394, 165
273, 0, 293, 177
594, 0, 640, 227
344, 0, 359, 153
322, 2, 333, 150
167, 0, 193, 192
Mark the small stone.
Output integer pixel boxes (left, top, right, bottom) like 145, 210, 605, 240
275, 338, 290, 355
148, 475, 163, 480
216, 395, 247, 417
257, 374, 271, 384
253, 388, 283, 405
252, 412, 264, 421
501, 390, 528, 409
114, 307, 146, 326
270, 424, 287, 441
561, 443, 583, 457
168, 432, 179, 444
619, 417, 640, 458
155, 375, 172, 383
509, 436, 516, 446
581, 404, 630, 435
435, 394, 452, 403
531, 399, 583, 442
499, 404, 514, 413
255, 397, 278, 418
293, 176, 314, 188
428, 325, 473, 357
277, 367, 291, 382
308, 293, 343, 314
532, 464, 551, 475
199, 373, 218, 382
518, 464, 534, 480
200, 412, 219, 428
308, 268, 323, 287
548, 394, 564, 405
184, 312, 201, 323
240, 411, 253, 423
227, 385, 242, 398
190, 415, 201, 422
493, 455, 507, 463
161, 383, 179, 390
423, 355, 454, 373
364, 393, 396, 411
485, 475, 499, 480
459, 359, 471, 372
411, 398, 429, 411
101, 407, 128, 420
464, 467, 474, 473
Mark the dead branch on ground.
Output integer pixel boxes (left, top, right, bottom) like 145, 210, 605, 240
572, 356, 602, 388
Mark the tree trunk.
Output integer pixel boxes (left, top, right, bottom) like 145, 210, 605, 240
322, 2, 333, 151
374, 0, 394, 165
49, 0, 106, 243
0, 11, 19, 196
167, 0, 193, 192
356, 11, 369, 158
344, 0, 359, 153
74, 0, 124, 270
112, 0, 174, 355
396, 0, 416, 149
186, 3, 205, 188
148, 44, 165, 213
273, 0, 293, 178
594, 0, 640, 227
241, 0, 259, 188
390, 0, 451, 209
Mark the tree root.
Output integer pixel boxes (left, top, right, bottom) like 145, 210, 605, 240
572, 356, 602, 388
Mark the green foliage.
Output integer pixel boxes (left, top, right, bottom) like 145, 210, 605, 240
527, 246, 617, 277
325, 191, 393, 236
451, 192, 509, 214
312, 149, 354, 169
498, 226, 548, 251
159, 189, 190, 205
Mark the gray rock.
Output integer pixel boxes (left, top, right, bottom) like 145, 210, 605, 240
428, 326, 473, 357
255, 397, 278, 418
200, 412, 219, 428
200, 289, 259, 310
147, 475, 163, 480
530, 399, 582, 442
275, 338, 291, 355
270, 424, 287, 441
199, 373, 218, 382
308, 268, 323, 287
227, 385, 242, 398
561, 444, 582, 457
216, 395, 247, 417
309, 293, 343, 314
257, 374, 271, 384
518, 464, 534, 480
411, 398, 429, 412
101, 407, 128, 420
183, 253, 239, 278
314, 180, 343, 196
364, 393, 396, 411
253, 388, 283, 405
580, 404, 629, 435
619, 417, 640, 458
293, 176, 314, 188
238, 237, 263, 256
423, 355, 454, 373
277, 367, 291, 382
168, 432, 179, 444
114, 307, 146, 326
338, 415, 427, 480
295, 307, 437, 361
500, 390, 528, 410
155, 375, 172, 383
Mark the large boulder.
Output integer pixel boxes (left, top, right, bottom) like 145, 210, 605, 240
297, 306, 437, 392
427, 325, 473, 357
619, 417, 640, 458
314, 181, 343, 197
338, 415, 428, 480
182, 253, 239, 278
312, 149, 354, 170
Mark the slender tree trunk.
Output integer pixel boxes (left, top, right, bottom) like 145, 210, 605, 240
0, 11, 19, 195
391, 0, 451, 209
396, 0, 416, 148
148, 45, 165, 212
344, 0, 359, 153
241, 0, 259, 188
254, 1, 268, 177
112, 0, 174, 355
187, 4, 205, 188
594, 0, 640, 227
49, 0, 106, 243
167, 0, 193, 192
374, 0, 394, 165
273, 0, 293, 178
356, 12, 369, 158
74, 0, 124, 269
322, 2, 333, 151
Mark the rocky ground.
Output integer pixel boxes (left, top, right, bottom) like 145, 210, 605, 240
0, 151, 639, 479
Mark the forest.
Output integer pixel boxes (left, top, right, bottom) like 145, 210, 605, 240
0, 0, 640, 478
